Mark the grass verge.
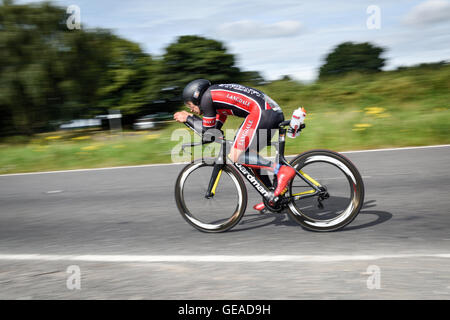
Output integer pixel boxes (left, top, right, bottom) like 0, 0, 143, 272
1, 66, 449, 174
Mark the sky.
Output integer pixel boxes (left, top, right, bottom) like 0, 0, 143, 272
18, 0, 450, 81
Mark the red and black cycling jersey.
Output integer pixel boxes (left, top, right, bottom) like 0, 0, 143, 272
200, 84, 281, 129
198, 83, 283, 151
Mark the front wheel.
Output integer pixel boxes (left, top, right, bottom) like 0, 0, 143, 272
175, 160, 248, 233
286, 149, 365, 232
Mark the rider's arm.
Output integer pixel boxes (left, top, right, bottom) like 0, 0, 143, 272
185, 114, 222, 135
215, 113, 227, 130
199, 90, 217, 130
186, 114, 221, 143
197, 90, 222, 142
185, 114, 203, 134
186, 115, 222, 144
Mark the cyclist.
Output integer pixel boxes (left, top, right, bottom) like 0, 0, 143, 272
174, 79, 296, 212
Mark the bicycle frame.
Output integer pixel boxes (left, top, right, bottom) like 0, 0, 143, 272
235, 126, 324, 203
183, 122, 326, 205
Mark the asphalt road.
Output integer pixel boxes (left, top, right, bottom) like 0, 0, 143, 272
0, 145, 449, 299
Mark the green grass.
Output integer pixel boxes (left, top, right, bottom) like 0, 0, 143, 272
0, 129, 181, 174
1, 66, 449, 174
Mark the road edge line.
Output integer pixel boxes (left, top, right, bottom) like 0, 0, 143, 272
1, 144, 449, 177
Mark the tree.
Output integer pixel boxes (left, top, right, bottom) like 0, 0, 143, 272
88, 34, 154, 116
319, 42, 386, 79
157, 35, 242, 103
0, 1, 69, 135
162, 35, 241, 84
0, 1, 156, 135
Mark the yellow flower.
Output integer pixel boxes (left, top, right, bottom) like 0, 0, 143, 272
354, 123, 372, 128
72, 136, 91, 141
365, 107, 386, 115
81, 145, 99, 151
352, 123, 372, 132
145, 134, 160, 140
45, 136, 62, 140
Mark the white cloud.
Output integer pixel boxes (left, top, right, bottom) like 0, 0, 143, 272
216, 20, 303, 39
403, 0, 450, 25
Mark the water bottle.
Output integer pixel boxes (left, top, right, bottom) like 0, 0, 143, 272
287, 107, 306, 138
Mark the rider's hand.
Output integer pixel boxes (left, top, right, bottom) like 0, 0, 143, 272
174, 111, 192, 123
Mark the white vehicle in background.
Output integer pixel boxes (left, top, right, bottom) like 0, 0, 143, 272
59, 119, 101, 130
133, 112, 172, 130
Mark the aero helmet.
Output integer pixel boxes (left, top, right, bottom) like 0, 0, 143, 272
182, 79, 211, 105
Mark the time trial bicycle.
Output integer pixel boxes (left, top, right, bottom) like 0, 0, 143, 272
175, 119, 364, 232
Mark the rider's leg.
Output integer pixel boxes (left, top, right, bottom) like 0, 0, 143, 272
229, 110, 295, 211
238, 151, 276, 188
234, 147, 274, 188
239, 151, 295, 196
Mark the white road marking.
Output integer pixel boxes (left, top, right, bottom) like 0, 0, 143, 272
340, 144, 450, 154
0, 144, 449, 177
296, 175, 372, 181
0, 253, 449, 263
0, 162, 190, 177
